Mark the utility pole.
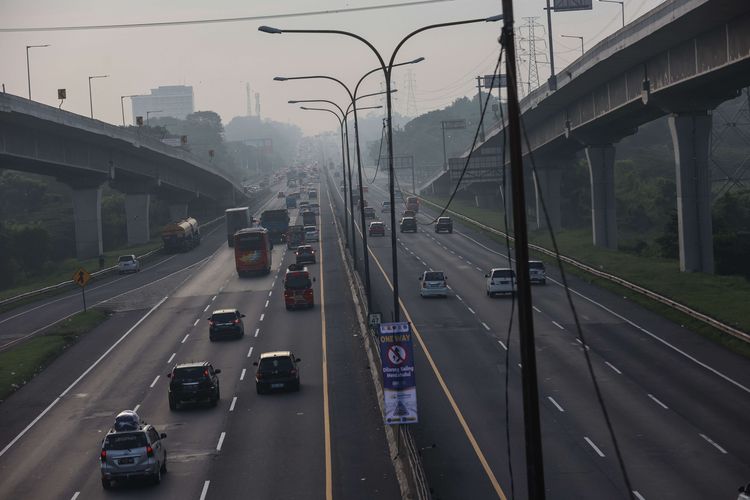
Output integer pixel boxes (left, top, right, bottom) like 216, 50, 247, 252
476, 76, 486, 142
501, 1, 547, 498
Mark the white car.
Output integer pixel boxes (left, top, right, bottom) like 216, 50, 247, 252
529, 260, 547, 285
419, 271, 448, 298
304, 226, 319, 242
485, 268, 516, 297
117, 255, 140, 274
381, 201, 391, 213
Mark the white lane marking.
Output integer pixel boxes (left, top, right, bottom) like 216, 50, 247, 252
475, 266, 482, 271
193, 319, 200, 327
211, 295, 217, 302
70, 493, 80, 500
481, 322, 491, 331
456, 294, 463, 302
498, 340, 507, 350
633, 491, 646, 500
699, 433, 727, 454
0, 296, 168, 458
552, 321, 564, 330
133, 404, 140, 412
199, 480, 210, 500
575, 338, 590, 350
254, 328, 260, 338
467, 307, 476, 314
216, 432, 226, 451
532, 306, 542, 313
466, 260, 472, 265
518, 363, 522, 369
450, 250, 456, 254
268, 290, 273, 297
260, 313, 265, 322
604, 361, 622, 374
167, 352, 176, 364
265, 300, 269, 308
150, 375, 160, 388
181, 334, 189, 344
547, 396, 565, 412
240, 369, 246, 381
229, 396, 237, 412
247, 346, 254, 358
648, 394, 669, 410
584, 437, 606, 457
203, 304, 210, 312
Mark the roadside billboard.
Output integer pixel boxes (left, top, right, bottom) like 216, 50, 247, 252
378, 322, 418, 424
553, 0, 592, 12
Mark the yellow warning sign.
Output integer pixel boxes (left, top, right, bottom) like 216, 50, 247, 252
72, 268, 91, 287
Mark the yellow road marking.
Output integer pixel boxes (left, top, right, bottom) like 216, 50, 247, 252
319, 191, 333, 500
332, 181, 506, 499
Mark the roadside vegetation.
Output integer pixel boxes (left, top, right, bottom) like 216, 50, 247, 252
0, 309, 108, 402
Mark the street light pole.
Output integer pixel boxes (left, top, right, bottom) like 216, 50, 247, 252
561, 34, 584, 56
299, 106, 349, 247
260, 15, 501, 323
88, 74, 109, 119
599, 0, 625, 27
26, 44, 50, 100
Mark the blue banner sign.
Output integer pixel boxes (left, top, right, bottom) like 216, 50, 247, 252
378, 321, 418, 424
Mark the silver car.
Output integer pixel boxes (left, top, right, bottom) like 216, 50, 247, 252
100, 423, 167, 489
419, 271, 448, 298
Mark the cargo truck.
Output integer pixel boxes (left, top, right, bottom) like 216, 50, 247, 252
225, 207, 252, 247
260, 209, 290, 243
162, 218, 201, 252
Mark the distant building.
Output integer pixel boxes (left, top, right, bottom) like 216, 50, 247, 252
131, 85, 194, 124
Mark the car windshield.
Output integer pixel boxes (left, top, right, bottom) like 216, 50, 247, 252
259, 357, 294, 372
236, 233, 264, 250
173, 367, 207, 380
118, 256, 133, 262
212, 312, 236, 323
424, 272, 444, 281
439, 218, 451, 223
104, 432, 148, 450
529, 262, 545, 270
492, 269, 515, 279
285, 274, 311, 289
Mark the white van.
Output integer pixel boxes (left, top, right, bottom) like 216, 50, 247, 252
485, 268, 516, 297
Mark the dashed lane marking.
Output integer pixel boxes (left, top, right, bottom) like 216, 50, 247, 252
648, 394, 669, 410
240, 369, 246, 381
181, 334, 189, 344
699, 433, 727, 454
247, 346, 254, 358
216, 432, 226, 451
584, 437, 606, 457
149, 375, 159, 388
547, 396, 565, 412
167, 352, 176, 364
605, 361, 622, 374
199, 480, 210, 500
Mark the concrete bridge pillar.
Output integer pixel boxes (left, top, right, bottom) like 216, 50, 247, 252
668, 112, 714, 273
532, 168, 562, 231
125, 193, 151, 245
585, 145, 617, 249
71, 184, 104, 259
168, 203, 188, 222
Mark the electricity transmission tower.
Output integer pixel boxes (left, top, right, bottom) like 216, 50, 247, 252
517, 17, 548, 95
404, 69, 419, 117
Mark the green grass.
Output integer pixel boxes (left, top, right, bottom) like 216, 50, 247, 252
0, 309, 109, 402
421, 194, 750, 351
0, 240, 163, 301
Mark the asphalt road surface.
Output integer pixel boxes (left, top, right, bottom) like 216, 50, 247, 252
327, 166, 750, 500
0, 180, 400, 500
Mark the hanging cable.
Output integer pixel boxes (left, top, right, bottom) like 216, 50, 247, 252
367, 118, 387, 184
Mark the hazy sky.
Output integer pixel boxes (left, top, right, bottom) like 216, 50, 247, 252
0, 0, 664, 136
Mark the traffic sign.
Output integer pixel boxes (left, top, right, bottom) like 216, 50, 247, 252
72, 268, 90, 287
378, 322, 418, 424
368, 312, 382, 327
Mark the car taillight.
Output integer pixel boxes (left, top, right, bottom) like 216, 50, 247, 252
234, 319, 240, 324
304, 289, 313, 298
256, 372, 264, 379
100, 450, 107, 462
146, 446, 154, 457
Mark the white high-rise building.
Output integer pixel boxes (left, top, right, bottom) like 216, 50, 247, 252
131, 85, 194, 124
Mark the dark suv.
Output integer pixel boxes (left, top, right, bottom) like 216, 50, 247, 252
254, 351, 301, 394
295, 245, 316, 264
435, 216, 453, 233
208, 308, 245, 341
100, 417, 167, 489
168, 362, 221, 410
400, 217, 417, 233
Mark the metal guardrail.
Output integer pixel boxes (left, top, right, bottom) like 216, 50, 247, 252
415, 195, 750, 344
0, 213, 226, 309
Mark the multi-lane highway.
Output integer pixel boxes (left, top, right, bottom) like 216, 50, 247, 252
0, 182, 400, 499
328, 167, 750, 500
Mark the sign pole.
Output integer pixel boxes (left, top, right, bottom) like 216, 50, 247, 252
81, 285, 87, 312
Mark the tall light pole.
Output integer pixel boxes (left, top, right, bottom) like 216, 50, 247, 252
260, 15, 502, 323
120, 94, 142, 126
561, 34, 584, 56
279, 76, 359, 269
146, 110, 163, 125
26, 44, 50, 100
88, 74, 109, 119
599, 0, 625, 27
298, 105, 349, 247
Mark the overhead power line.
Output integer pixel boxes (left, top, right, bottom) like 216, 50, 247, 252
0, 0, 454, 33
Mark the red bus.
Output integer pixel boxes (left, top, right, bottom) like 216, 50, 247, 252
234, 228, 272, 276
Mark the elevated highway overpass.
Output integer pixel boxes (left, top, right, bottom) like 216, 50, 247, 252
0, 92, 243, 257
430, 0, 750, 273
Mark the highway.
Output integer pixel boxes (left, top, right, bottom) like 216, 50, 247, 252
328, 166, 750, 500
0, 181, 400, 499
